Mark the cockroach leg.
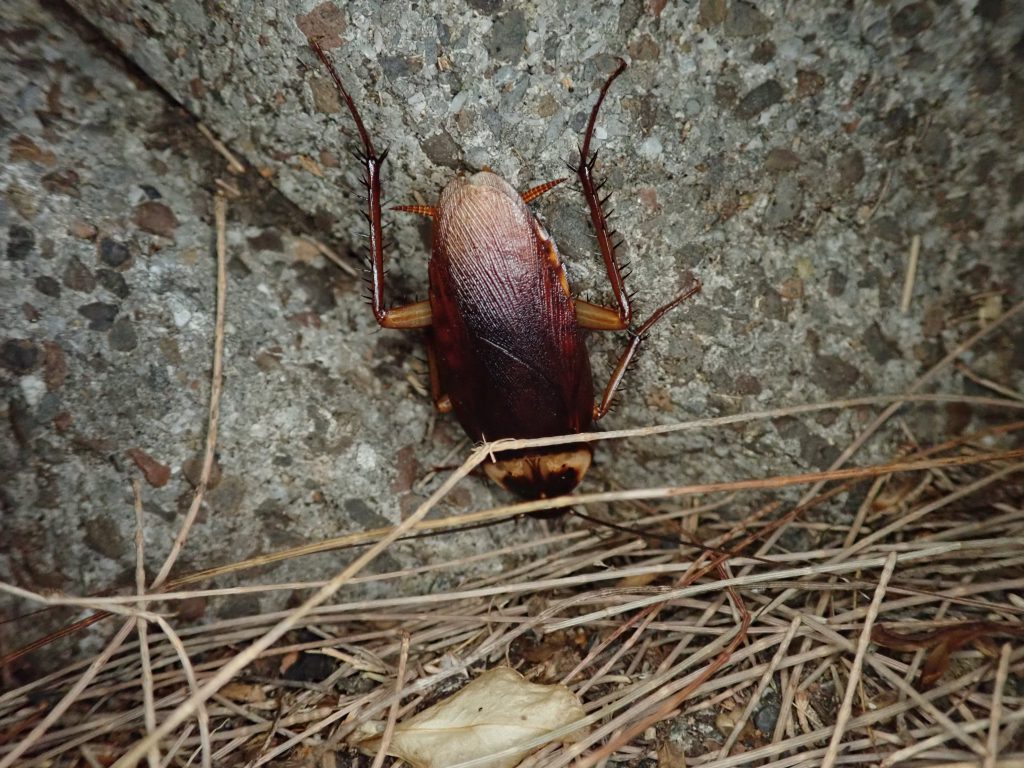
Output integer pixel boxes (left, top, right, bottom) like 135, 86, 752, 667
380, 300, 434, 329
575, 299, 629, 331
310, 40, 432, 330
573, 58, 702, 420
521, 177, 567, 204
393, 204, 437, 218
592, 281, 701, 420
426, 340, 453, 413
576, 58, 631, 326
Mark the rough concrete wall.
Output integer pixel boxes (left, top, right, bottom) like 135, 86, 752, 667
2, 0, 1022, 652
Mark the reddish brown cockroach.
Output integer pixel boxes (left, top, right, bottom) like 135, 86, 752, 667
312, 44, 700, 499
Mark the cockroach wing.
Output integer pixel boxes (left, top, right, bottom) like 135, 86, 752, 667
428, 172, 594, 443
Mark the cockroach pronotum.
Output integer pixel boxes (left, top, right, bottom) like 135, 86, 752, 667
311, 43, 700, 499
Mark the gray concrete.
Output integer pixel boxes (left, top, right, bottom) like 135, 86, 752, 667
3, 0, 1022, 660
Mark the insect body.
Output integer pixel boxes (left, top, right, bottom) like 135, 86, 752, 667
311, 43, 700, 499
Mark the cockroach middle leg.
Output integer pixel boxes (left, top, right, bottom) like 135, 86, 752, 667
592, 281, 701, 419
310, 40, 431, 331
426, 339, 453, 414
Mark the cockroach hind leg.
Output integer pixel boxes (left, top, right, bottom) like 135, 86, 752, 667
576, 299, 629, 331
377, 299, 433, 330
575, 58, 633, 328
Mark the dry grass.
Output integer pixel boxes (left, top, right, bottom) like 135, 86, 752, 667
0, 195, 1022, 767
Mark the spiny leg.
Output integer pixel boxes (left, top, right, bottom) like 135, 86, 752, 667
593, 281, 701, 420
575, 58, 631, 326
310, 41, 431, 330
572, 59, 702, 417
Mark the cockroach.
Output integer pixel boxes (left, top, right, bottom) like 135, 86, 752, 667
311, 43, 700, 499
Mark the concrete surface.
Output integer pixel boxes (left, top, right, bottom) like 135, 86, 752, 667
2, 0, 1022, 661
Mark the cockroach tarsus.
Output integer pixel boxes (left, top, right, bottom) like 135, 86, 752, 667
311, 42, 701, 499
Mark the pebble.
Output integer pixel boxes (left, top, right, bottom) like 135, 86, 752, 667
99, 237, 132, 268
77, 301, 118, 331
735, 80, 784, 120
108, 317, 138, 351
6, 224, 35, 260
63, 255, 96, 293
1, 338, 40, 374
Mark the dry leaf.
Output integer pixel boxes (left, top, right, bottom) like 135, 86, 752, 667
657, 739, 687, 767
219, 682, 266, 703
374, 667, 586, 768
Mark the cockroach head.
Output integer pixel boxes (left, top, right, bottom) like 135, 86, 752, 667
483, 445, 593, 500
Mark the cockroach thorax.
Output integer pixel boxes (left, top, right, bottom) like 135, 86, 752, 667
437, 171, 529, 223
483, 445, 593, 500
434, 170, 542, 272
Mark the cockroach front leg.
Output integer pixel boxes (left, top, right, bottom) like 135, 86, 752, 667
426, 339, 453, 414
311, 41, 432, 331
573, 58, 702, 419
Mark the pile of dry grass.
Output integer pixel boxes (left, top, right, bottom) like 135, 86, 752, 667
1, 195, 1021, 767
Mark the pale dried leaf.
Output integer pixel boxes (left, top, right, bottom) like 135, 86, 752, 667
657, 739, 687, 767
381, 667, 586, 768
219, 682, 266, 703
